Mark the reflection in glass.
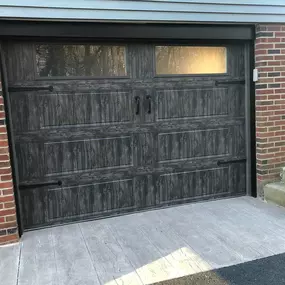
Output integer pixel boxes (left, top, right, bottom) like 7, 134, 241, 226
36, 44, 127, 77
156, 46, 227, 75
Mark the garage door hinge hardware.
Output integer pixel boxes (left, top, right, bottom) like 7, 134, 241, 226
8, 85, 54, 93
19, 180, 62, 190
215, 80, 245, 86
217, 159, 246, 166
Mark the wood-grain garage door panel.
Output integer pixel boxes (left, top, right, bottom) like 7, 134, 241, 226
156, 88, 228, 120
159, 167, 230, 202
158, 129, 230, 162
44, 137, 133, 174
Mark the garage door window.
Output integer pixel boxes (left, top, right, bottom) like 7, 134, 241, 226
36, 44, 127, 77
155, 46, 227, 75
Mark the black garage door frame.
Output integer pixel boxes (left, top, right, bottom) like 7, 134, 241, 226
0, 21, 256, 236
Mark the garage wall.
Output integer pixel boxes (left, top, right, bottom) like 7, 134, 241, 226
0, 88, 18, 244
255, 24, 285, 197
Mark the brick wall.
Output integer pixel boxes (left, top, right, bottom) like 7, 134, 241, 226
255, 24, 285, 196
0, 90, 18, 245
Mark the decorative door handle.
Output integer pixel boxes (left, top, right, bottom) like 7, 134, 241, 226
135, 96, 140, 115
146, 95, 151, 114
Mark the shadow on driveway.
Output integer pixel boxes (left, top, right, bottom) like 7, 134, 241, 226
153, 252, 285, 285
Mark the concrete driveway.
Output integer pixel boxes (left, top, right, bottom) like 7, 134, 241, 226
1, 197, 285, 285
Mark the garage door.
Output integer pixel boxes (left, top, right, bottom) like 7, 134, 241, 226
4, 41, 247, 229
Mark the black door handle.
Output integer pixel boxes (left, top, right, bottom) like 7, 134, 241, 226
135, 96, 140, 115
146, 95, 151, 114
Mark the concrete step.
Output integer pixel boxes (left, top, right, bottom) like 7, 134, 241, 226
264, 182, 285, 207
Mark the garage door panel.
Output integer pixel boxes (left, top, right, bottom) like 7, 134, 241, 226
230, 163, 247, 194
10, 92, 43, 132
226, 45, 245, 77
15, 142, 45, 181
158, 128, 230, 163
41, 90, 133, 128
158, 167, 230, 203
228, 85, 246, 117
20, 175, 158, 228
16, 135, 134, 180
20, 188, 47, 228
231, 125, 246, 157
44, 136, 133, 175
134, 133, 155, 167
47, 179, 135, 221
156, 88, 228, 121
4, 42, 36, 83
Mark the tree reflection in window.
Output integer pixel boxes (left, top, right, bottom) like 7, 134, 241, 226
155, 46, 226, 75
36, 44, 127, 77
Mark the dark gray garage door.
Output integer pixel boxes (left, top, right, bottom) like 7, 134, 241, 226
4, 41, 247, 229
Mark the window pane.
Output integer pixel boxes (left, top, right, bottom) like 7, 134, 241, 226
155, 46, 227, 75
36, 44, 127, 77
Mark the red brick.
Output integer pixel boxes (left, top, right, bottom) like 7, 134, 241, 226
0, 141, 8, 148
274, 110, 285, 115
0, 155, 9, 161
269, 26, 283, 31
267, 38, 282, 43
268, 115, 281, 121
4, 202, 15, 209
274, 67, 285, 72
268, 105, 281, 111
256, 55, 274, 61
0, 222, 17, 230
256, 106, 268, 111
0, 182, 13, 189
0, 147, 9, 154
276, 32, 285, 37
275, 55, 285, 61
274, 78, 285, 83
0, 234, 19, 244
5, 215, 16, 222
258, 67, 274, 72
256, 95, 268, 100
268, 136, 281, 142
258, 78, 274, 84
0, 195, 14, 203
2, 188, 14, 195
267, 61, 281, 66
0, 209, 16, 216
1, 174, 12, 181
275, 121, 285, 126
255, 49, 267, 55
255, 43, 274, 50
275, 89, 285, 94
0, 127, 7, 134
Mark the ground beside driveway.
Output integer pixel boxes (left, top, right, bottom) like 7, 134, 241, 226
1, 196, 285, 285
